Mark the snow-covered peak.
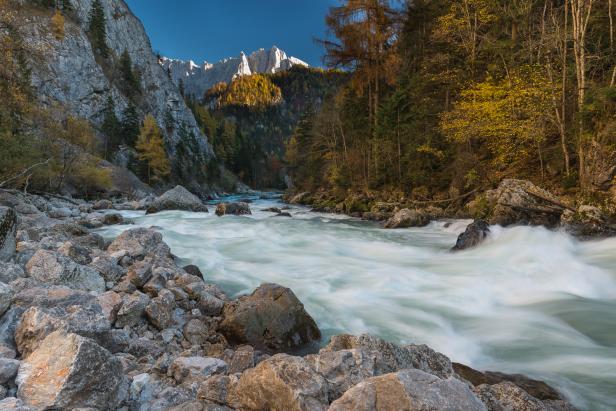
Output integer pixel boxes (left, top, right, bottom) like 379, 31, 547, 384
160, 46, 309, 98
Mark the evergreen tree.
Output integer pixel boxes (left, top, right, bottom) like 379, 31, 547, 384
135, 114, 170, 184
87, 0, 108, 58
101, 96, 121, 158
119, 49, 140, 98
121, 103, 140, 147
178, 78, 185, 97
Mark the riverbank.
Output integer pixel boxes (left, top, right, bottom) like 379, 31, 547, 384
0, 188, 596, 410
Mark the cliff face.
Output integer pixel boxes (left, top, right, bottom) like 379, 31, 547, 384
18, 0, 229, 193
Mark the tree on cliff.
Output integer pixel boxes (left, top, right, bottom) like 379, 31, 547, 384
121, 103, 140, 147
119, 49, 141, 99
136, 114, 170, 184
87, 0, 108, 58
50, 9, 65, 41
101, 96, 121, 159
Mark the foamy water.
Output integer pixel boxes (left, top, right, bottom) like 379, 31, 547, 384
97, 195, 616, 410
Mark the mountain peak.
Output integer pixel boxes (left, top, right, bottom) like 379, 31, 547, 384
161, 46, 308, 98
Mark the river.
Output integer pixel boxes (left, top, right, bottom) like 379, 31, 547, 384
96, 194, 616, 410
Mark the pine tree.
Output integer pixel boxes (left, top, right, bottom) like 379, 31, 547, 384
119, 49, 140, 98
101, 96, 121, 158
135, 114, 170, 184
87, 0, 108, 58
121, 103, 140, 147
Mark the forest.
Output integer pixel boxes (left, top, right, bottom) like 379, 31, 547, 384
286, 0, 616, 205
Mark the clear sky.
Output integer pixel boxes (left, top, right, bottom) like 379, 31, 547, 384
124, 0, 337, 67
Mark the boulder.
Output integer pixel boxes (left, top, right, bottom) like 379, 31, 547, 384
168, 356, 227, 383
383, 209, 430, 229
15, 304, 111, 358
91, 199, 113, 210
473, 381, 575, 411
219, 283, 321, 353
0, 207, 17, 262
115, 291, 150, 328
0, 282, 13, 317
0, 262, 25, 283
560, 205, 616, 239
145, 289, 175, 330
96, 291, 124, 323
227, 345, 256, 374
146, 185, 208, 214
103, 212, 124, 225
57, 241, 92, 265
127, 258, 153, 287
486, 179, 568, 228
0, 397, 35, 411
25, 250, 105, 292
234, 353, 329, 411
16, 331, 124, 410
0, 358, 19, 385
328, 369, 487, 411
107, 228, 170, 259
451, 220, 491, 251
183, 264, 204, 280
183, 318, 209, 346
215, 202, 252, 217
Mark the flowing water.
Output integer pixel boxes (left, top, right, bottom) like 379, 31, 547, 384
97, 194, 616, 410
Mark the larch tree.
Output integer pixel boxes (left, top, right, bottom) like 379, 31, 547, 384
136, 114, 170, 184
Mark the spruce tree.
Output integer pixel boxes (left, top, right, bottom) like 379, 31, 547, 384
121, 103, 140, 147
87, 0, 108, 58
178, 78, 185, 97
101, 96, 121, 158
119, 49, 140, 98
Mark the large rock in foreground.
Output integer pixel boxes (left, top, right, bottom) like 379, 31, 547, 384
107, 228, 170, 259
146, 185, 208, 214
25, 249, 105, 292
219, 283, 321, 353
0, 206, 17, 262
215, 202, 252, 217
485, 179, 568, 228
16, 331, 124, 410
329, 369, 487, 411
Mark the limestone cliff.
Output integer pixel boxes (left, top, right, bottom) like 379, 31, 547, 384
17, 0, 232, 193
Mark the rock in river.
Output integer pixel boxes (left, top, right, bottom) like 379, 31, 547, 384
215, 202, 252, 217
451, 220, 490, 251
146, 185, 208, 214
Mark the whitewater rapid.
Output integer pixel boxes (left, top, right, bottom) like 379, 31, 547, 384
97, 195, 616, 410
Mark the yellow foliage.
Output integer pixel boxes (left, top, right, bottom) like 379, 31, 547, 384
51, 9, 65, 40
136, 114, 170, 184
218, 74, 282, 109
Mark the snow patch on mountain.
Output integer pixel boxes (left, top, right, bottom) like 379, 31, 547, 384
161, 46, 309, 98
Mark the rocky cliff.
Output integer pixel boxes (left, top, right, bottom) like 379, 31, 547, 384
17, 0, 230, 194
161, 46, 309, 99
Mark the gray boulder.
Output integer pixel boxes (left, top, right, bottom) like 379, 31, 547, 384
0, 262, 25, 284
329, 369, 487, 411
91, 199, 113, 210
115, 291, 150, 328
452, 220, 491, 251
16, 331, 124, 410
145, 289, 175, 330
146, 185, 208, 214
25, 249, 105, 292
219, 283, 321, 353
107, 228, 170, 259
0, 207, 16, 262
383, 209, 430, 229
0, 282, 13, 317
168, 356, 227, 383
215, 202, 251, 217
0, 358, 19, 385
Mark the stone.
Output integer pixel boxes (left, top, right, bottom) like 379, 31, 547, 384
197, 374, 240, 407
0, 262, 25, 284
107, 228, 170, 259
383, 209, 430, 229
115, 291, 150, 328
127, 258, 153, 287
234, 353, 329, 411
486, 179, 567, 228
96, 291, 124, 323
57, 241, 93, 265
322, 334, 453, 379
146, 185, 209, 214
453, 363, 563, 401
0, 358, 19, 385
168, 356, 227, 383
89, 254, 125, 283
219, 283, 321, 353
145, 289, 175, 330
228, 345, 255, 374
473, 381, 573, 411
15, 304, 111, 358
91, 199, 113, 210
0, 207, 17, 262
16, 331, 123, 410
0, 282, 13, 317
143, 273, 167, 297
183, 318, 209, 346
452, 220, 491, 251
329, 369, 487, 411
215, 202, 252, 217
25, 250, 105, 292
274, 212, 292, 217
183, 264, 204, 280
103, 212, 124, 225
0, 397, 35, 411
262, 207, 282, 213
47, 207, 73, 219
560, 205, 616, 239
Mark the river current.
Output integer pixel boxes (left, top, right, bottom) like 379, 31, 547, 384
96, 194, 616, 410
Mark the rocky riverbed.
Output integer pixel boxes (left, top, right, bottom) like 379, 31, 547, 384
0, 187, 587, 410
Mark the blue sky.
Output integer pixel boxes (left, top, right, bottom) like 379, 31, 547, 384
125, 0, 337, 67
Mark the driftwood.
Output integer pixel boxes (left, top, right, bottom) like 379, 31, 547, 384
409, 187, 481, 205
0, 159, 51, 188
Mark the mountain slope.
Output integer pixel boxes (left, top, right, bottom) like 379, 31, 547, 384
18, 0, 232, 194
161, 46, 308, 99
